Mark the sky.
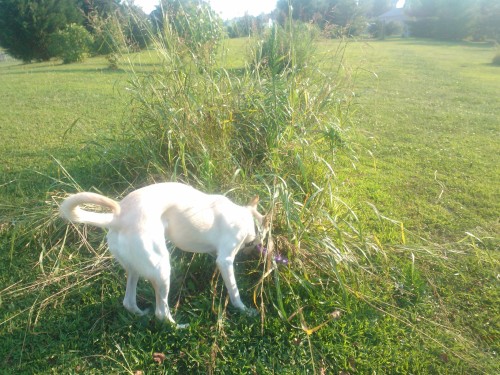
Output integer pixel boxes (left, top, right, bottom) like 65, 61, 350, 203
133, 0, 406, 19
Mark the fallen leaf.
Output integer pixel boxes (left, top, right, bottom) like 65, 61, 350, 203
153, 352, 166, 364
331, 310, 342, 319
301, 309, 343, 335
439, 352, 449, 363
348, 356, 356, 371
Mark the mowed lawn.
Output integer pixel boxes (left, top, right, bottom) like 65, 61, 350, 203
0, 55, 128, 205
338, 39, 499, 244
0, 39, 499, 373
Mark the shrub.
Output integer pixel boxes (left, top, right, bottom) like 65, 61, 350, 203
368, 20, 403, 39
492, 52, 500, 66
48, 24, 93, 64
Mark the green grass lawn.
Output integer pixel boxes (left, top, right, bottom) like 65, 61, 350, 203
0, 57, 128, 209
340, 39, 499, 243
0, 39, 498, 374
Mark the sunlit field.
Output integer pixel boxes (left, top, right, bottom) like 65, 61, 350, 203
0, 37, 498, 373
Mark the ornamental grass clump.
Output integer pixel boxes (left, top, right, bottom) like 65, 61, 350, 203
118, 9, 372, 324
13, 7, 366, 328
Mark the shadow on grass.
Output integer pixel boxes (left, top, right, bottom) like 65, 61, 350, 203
397, 37, 497, 49
0, 142, 138, 211
0, 65, 130, 76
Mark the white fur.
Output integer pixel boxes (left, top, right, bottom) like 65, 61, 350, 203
60, 182, 264, 327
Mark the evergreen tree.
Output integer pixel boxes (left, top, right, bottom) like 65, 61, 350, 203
0, 0, 82, 62
407, 0, 476, 40
435, 0, 475, 40
474, 0, 500, 42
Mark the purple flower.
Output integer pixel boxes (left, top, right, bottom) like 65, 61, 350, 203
255, 244, 288, 265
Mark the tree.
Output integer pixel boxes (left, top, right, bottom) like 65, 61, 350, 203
326, 0, 365, 36
474, 0, 500, 42
435, 0, 475, 40
407, 0, 476, 40
405, 0, 438, 37
0, 0, 82, 62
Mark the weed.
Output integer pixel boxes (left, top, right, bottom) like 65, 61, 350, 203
492, 51, 500, 65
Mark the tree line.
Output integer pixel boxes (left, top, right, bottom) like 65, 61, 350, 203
405, 0, 499, 41
229, 0, 499, 42
0, 0, 498, 63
